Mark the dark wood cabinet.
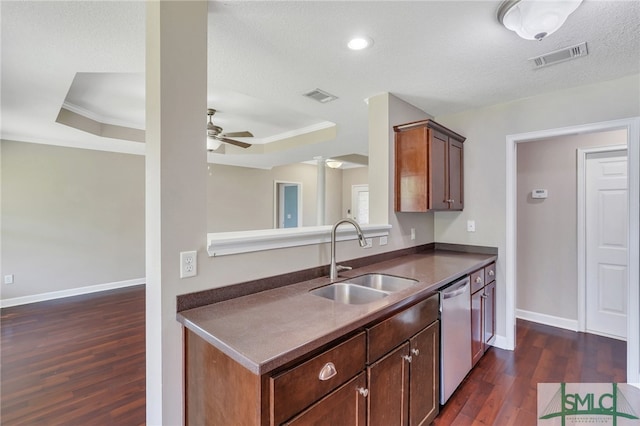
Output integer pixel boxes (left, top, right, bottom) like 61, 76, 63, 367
366, 295, 440, 426
394, 119, 465, 212
284, 373, 367, 426
408, 321, 440, 426
470, 263, 496, 367
367, 343, 410, 426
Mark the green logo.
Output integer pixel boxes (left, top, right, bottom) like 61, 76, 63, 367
539, 383, 639, 425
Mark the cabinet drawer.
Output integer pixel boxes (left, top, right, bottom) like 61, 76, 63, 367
367, 294, 439, 363
484, 262, 496, 284
470, 269, 485, 294
270, 332, 366, 425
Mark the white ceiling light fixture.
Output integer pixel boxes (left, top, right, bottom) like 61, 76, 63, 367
497, 0, 583, 41
325, 159, 343, 169
347, 36, 373, 50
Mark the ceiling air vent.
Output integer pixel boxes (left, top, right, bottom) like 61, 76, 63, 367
529, 42, 588, 69
303, 88, 338, 103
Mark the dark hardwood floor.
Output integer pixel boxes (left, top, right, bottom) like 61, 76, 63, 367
1, 285, 146, 425
434, 319, 627, 425
0, 285, 626, 425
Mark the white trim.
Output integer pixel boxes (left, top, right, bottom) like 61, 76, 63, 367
0, 278, 145, 308
576, 145, 628, 333
506, 117, 640, 385
62, 101, 145, 131
208, 223, 392, 257
516, 308, 579, 332
2, 137, 146, 156
258, 121, 335, 144
492, 335, 510, 350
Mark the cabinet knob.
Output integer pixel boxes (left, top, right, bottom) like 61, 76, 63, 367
357, 387, 369, 397
411, 348, 420, 357
481, 294, 488, 300
475, 276, 483, 284
318, 362, 337, 381
446, 199, 454, 203
402, 354, 412, 363
488, 270, 495, 277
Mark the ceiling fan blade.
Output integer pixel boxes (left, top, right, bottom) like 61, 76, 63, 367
216, 136, 252, 149
222, 131, 254, 138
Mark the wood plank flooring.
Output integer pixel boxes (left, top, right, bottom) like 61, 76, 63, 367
434, 319, 627, 425
1, 286, 146, 425
0, 286, 626, 425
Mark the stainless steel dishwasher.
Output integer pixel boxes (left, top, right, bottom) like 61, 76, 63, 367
439, 276, 472, 404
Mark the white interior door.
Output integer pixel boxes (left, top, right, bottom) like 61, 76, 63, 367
351, 184, 369, 224
585, 150, 628, 339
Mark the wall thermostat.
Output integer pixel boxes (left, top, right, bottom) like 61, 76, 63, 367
532, 189, 548, 199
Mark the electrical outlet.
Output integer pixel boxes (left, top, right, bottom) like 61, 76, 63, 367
4, 274, 14, 284
410, 228, 416, 240
379, 236, 388, 246
180, 251, 197, 278
363, 238, 373, 249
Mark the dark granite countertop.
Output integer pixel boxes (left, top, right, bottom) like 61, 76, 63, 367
177, 250, 496, 375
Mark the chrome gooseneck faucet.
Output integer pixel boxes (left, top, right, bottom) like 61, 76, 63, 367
330, 218, 367, 280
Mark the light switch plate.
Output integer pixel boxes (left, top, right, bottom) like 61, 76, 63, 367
379, 236, 388, 246
467, 220, 476, 232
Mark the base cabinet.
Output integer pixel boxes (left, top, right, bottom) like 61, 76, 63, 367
184, 294, 439, 426
284, 373, 367, 426
470, 262, 496, 367
366, 296, 440, 426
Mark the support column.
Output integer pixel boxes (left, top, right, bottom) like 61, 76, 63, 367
146, 2, 208, 424
316, 157, 326, 225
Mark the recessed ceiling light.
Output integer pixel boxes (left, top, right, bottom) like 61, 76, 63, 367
348, 36, 373, 50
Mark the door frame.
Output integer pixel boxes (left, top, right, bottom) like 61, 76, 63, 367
577, 145, 628, 336
505, 117, 640, 384
273, 181, 302, 229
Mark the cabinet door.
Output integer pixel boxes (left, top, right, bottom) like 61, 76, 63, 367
429, 131, 449, 210
448, 138, 464, 211
368, 343, 410, 426
283, 373, 367, 426
408, 321, 440, 426
395, 126, 429, 212
483, 281, 496, 349
471, 289, 483, 367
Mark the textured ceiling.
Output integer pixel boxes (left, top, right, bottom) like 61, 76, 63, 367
1, 1, 639, 167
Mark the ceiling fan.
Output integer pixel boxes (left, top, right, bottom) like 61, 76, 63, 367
207, 108, 253, 150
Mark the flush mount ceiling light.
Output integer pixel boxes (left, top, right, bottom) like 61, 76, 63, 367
325, 159, 343, 169
347, 36, 373, 50
497, 0, 583, 41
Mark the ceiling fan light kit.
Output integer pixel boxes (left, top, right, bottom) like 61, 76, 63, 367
497, 0, 583, 41
206, 108, 253, 150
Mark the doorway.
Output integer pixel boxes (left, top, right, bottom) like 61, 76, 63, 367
506, 117, 640, 384
274, 181, 302, 229
351, 184, 369, 225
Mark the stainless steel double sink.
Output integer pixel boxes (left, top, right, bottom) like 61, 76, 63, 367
310, 274, 418, 305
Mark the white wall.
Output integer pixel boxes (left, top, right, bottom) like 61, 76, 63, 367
435, 73, 640, 341
516, 130, 626, 323
0, 140, 145, 303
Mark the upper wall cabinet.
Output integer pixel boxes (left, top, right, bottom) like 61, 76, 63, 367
393, 119, 465, 212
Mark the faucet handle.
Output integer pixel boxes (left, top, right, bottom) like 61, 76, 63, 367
336, 265, 352, 272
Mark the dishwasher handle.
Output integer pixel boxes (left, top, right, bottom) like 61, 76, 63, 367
441, 278, 470, 299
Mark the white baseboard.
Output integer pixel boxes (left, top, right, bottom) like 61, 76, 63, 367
0, 278, 145, 308
516, 308, 579, 332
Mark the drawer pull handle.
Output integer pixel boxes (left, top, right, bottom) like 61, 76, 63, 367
411, 348, 420, 357
318, 362, 337, 381
475, 276, 483, 284
481, 294, 488, 299
488, 270, 495, 277
357, 387, 369, 397
402, 355, 412, 363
